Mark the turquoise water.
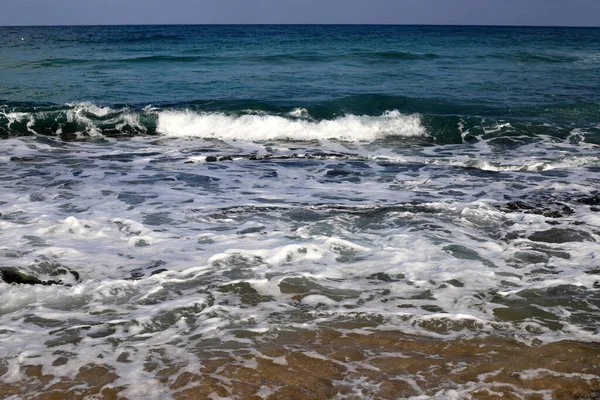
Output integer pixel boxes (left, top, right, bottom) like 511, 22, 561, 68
0, 25, 599, 398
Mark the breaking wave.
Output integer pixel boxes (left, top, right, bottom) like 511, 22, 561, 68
0, 102, 426, 142
155, 109, 425, 141
1, 97, 599, 144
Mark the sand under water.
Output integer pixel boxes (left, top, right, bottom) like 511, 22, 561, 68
1, 326, 599, 399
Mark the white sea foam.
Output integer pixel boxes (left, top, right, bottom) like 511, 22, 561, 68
156, 109, 426, 141
0, 133, 599, 397
288, 107, 310, 118
66, 101, 113, 118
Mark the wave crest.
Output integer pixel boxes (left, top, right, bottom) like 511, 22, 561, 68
155, 110, 426, 141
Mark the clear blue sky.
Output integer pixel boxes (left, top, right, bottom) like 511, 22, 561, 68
1, 0, 599, 27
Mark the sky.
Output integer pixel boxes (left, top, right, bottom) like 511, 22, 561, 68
1, 0, 599, 27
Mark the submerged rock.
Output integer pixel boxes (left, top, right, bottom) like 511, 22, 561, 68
188, 152, 359, 163
528, 228, 595, 244
10, 156, 46, 162
149, 268, 168, 276
504, 201, 533, 211
578, 196, 600, 206
501, 200, 574, 218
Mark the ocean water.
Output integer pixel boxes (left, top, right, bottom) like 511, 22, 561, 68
0, 25, 599, 398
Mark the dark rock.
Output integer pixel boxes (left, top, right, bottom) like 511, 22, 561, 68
502, 200, 574, 219
585, 268, 600, 274
542, 210, 563, 218
422, 305, 445, 313
0, 266, 79, 286
505, 201, 534, 211
0, 267, 44, 285
445, 279, 465, 287
149, 268, 168, 276
237, 226, 265, 235
128, 271, 145, 280
0, 267, 60, 285
367, 272, 403, 282
528, 228, 594, 243
561, 205, 575, 215
10, 156, 46, 162
578, 196, 600, 206
71, 270, 80, 281
187, 152, 360, 164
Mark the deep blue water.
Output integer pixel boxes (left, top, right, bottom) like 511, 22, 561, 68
1, 25, 600, 141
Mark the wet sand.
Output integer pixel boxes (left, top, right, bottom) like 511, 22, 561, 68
2, 327, 599, 399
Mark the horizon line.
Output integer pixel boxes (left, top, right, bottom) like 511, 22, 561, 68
1, 23, 599, 28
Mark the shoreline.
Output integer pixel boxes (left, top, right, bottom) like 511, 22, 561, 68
2, 328, 599, 399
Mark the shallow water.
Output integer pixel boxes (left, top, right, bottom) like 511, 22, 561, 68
1, 25, 599, 399
2, 329, 600, 399
1, 133, 599, 398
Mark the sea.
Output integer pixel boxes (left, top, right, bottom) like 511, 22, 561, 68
0, 25, 599, 399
